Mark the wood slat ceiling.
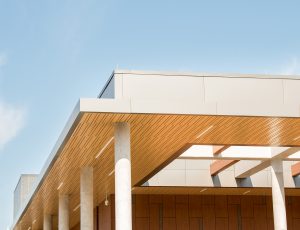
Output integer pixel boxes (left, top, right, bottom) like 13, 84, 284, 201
16, 113, 300, 230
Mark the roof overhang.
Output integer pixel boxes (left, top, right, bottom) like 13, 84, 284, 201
13, 98, 300, 229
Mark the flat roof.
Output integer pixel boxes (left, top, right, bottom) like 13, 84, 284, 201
114, 69, 300, 80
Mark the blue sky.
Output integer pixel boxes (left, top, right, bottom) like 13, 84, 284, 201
1, 0, 300, 229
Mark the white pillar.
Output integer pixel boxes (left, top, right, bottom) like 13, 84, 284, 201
59, 194, 69, 230
43, 214, 52, 230
114, 122, 132, 230
271, 159, 287, 230
80, 167, 93, 230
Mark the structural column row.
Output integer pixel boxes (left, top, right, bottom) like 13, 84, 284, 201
42, 123, 287, 230
42, 122, 132, 230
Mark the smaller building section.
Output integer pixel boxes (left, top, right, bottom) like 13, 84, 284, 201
14, 174, 38, 219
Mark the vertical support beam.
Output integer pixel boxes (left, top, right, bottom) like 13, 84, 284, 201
81, 167, 94, 230
271, 159, 287, 230
114, 122, 132, 230
59, 194, 69, 230
43, 214, 52, 230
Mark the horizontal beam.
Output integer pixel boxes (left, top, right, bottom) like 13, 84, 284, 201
235, 148, 300, 178
291, 162, 300, 177
211, 160, 239, 176
272, 147, 300, 159
210, 145, 235, 175
235, 160, 270, 178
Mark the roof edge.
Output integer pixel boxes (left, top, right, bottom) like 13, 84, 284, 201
113, 69, 300, 80
12, 101, 82, 229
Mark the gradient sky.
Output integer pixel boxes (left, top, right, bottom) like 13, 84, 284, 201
1, 0, 300, 229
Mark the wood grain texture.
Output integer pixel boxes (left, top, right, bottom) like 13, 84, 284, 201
15, 113, 300, 230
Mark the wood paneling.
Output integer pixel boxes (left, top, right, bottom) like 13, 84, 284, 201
189, 218, 203, 230
189, 195, 202, 217
175, 203, 189, 230
15, 112, 300, 229
133, 186, 300, 197
104, 194, 300, 230
292, 196, 300, 218
215, 196, 228, 218
162, 218, 176, 230
216, 218, 228, 230
163, 196, 175, 218
136, 218, 149, 230
149, 204, 160, 230
241, 196, 254, 218
253, 204, 267, 230
136, 195, 149, 218
228, 204, 240, 230
99, 200, 112, 230
203, 203, 215, 230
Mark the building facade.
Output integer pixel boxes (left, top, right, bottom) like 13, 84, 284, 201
12, 70, 300, 230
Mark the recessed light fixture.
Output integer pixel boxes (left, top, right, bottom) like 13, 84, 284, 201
95, 137, 114, 159
108, 170, 115, 177
200, 188, 207, 193
73, 204, 80, 212
57, 182, 64, 190
243, 190, 250, 195
293, 136, 300, 141
196, 126, 214, 139
104, 193, 109, 206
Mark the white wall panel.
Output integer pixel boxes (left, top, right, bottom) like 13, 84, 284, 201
122, 74, 205, 101
204, 77, 284, 104
186, 170, 213, 186
156, 170, 186, 186
283, 79, 300, 104
186, 159, 211, 170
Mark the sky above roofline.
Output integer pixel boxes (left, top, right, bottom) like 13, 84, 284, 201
1, 0, 300, 229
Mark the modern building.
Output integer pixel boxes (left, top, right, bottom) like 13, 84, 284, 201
12, 70, 300, 230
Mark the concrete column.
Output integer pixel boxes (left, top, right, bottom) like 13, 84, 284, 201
114, 122, 132, 230
271, 159, 287, 230
80, 167, 93, 230
59, 194, 69, 230
43, 214, 52, 230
